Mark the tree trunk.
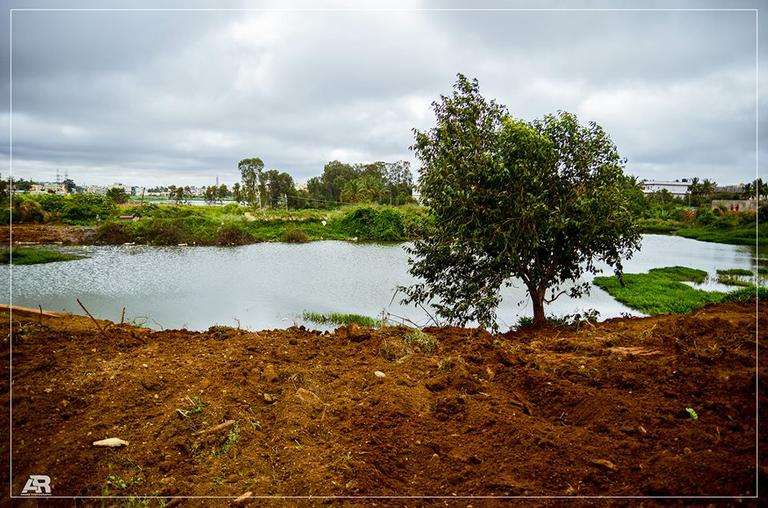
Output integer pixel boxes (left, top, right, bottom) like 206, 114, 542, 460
529, 285, 547, 328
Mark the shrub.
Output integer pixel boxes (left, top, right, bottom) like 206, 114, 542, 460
14, 199, 49, 223
131, 219, 189, 245
95, 221, 132, 244
696, 208, 716, 226
281, 227, 309, 243
215, 223, 255, 245
738, 211, 757, 226
221, 203, 244, 215
339, 206, 406, 241
61, 194, 115, 224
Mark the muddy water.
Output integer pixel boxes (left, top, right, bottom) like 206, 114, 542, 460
2, 234, 761, 331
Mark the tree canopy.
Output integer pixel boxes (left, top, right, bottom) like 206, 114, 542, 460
402, 75, 642, 329
307, 160, 415, 207
238, 157, 264, 209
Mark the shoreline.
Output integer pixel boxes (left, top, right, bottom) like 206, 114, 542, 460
1, 222, 764, 248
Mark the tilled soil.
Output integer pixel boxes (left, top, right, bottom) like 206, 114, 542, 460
1, 302, 765, 505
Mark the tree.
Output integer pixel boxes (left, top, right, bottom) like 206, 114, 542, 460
62, 178, 77, 194
168, 185, 186, 205
106, 187, 129, 204
700, 179, 717, 200
204, 185, 218, 204
401, 75, 641, 329
232, 182, 242, 204
382, 161, 415, 205
742, 178, 765, 199
218, 184, 229, 203
239, 158, 264, 209
262, 170, 295, 208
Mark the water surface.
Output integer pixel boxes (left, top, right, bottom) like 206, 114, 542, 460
3, 235, 761, 331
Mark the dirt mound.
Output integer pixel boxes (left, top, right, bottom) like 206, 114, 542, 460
1, 224, 96, 245
1, 302, 764, 504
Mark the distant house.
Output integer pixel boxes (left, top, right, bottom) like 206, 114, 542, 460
640, 180, 690, 197
85, 185, 108, 195
711, 199, 758, 212
30, 182, 67, 195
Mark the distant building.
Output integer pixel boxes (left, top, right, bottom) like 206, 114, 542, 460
111, 183, 131, 193
711, 199, 758, 212
716, 184, 745, 193
30, 182, 67, 195
640, 179, 690, 197
84, 185, 107, 195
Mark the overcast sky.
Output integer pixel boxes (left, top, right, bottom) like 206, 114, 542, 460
1, 0, 765, 187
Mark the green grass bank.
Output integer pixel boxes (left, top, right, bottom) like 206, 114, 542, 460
0, 247, 87, 265
593, 266, 765, 315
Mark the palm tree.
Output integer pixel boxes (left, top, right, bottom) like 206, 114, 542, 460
701, 179, 717, 198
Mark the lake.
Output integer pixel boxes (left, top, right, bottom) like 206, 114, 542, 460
2, 234, 762, 331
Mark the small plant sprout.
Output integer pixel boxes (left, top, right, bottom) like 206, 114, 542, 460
177, 395, 207, 418
685, 407, 699, 420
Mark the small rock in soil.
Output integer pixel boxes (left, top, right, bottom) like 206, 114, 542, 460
374, 371, 386, 378
93, 437, 129, 447
590, 458, 618, 471
262, 364, 279, 383
295, 388, 322, 406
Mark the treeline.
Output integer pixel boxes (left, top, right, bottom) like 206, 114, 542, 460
636, 177, 767, 246
644, 177, 765, 208
233, 158, 416, 210
3, 193, 115, 225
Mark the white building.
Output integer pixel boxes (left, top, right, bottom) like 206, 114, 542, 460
30, 182, 67, 195
640, 180, 690, 197
84, 185, 108, 195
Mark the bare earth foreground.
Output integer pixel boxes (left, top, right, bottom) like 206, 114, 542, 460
1, 302, 765, 505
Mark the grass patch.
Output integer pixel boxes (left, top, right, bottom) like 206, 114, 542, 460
216, 423, 240, 456
716, 268, 766, 287
0, 247, 86, 265
593, 266, 724, 315
302, 311, 381, 327
717, 268, 753, 276
674, 224, 767, 247
717, 274, 754, 287
403, 329, 438, 353
720, 286, 768, 303
281, 227, 309, 243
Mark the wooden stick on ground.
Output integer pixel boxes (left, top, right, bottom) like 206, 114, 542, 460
76, 298, 108, 338
120, 307, 126, 325
193, 419, 236, 436
38, 304, 43, 325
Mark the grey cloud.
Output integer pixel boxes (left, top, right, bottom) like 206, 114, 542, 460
1, 1, 764, 186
